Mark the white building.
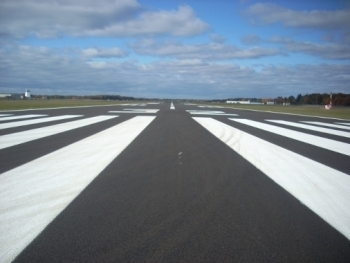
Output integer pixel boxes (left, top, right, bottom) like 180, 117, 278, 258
226, 100, 250, 104
0, 93, 12, 98
25, 90, 31, 99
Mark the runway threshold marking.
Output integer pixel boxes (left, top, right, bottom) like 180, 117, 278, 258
0, 114, 13, 117
336, 122, 350, 126
267, 120, 350, 138
0, 116, 156, 263
198, 105, 225, 108
230, 119, 350, 156
0, 115, 117, 150
0, 115, 82, 130
187, 110, 237, 116
301, 121, 350, 130
193, 117, 350, 241
0, 114, 47, 122
118, 104, 142, 106
109, 109, 159, 114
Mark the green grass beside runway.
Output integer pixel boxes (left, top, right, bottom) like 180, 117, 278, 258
200, 103, 350, 120
0, 100, 133, 110
1, 100, 349, 120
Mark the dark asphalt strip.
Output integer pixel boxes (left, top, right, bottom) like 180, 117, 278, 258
13, 104, 350, 262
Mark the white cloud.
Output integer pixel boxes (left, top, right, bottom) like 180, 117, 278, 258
130, 39, 283, 60
81, 47, 128, 58
245, 3, 350, 30
210, 34, 227, 43
1, 44, 349, 99
270, 36, 350, 59
87, 5, 209, 37
0, 0, 141, 38
241, 34, 261, 45
0, 1, 209, 38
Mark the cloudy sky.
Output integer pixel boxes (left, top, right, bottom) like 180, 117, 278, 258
1, 0, 349, 99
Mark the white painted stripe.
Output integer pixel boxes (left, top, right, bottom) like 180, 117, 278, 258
0, 114, 12, 117
0, 114, 47, 122
198, 104, 349, 121
123, 109, 159, 111
189, 113, 238, 116
0, 115, 82, 130
0, 116, 155, 263
109, 109, 159, 114
198, 105, 225, 108
230, 119, 350, 156
267, 120, 350, 138
194, 117, 350, 240
300, 121, 350, 130
187, 110, 225, 114
337, 122, 350, 126
170, 102, 175, 110
0, 104, 122, 112
186, 110, 238, 116
0, 116, 116, 150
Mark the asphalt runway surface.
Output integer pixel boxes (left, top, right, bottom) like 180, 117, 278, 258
1, 102, 350, 262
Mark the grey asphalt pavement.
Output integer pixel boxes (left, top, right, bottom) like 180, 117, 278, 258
1, 102, 349, 262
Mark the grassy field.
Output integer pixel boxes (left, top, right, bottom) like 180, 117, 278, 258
202, 103, 350, 120
0, 99, 132, 110
1, 100, 349, 120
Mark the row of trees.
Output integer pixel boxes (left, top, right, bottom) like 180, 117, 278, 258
225, 93, 350, 106
26, 92, 350, 106
275, 93, 350, 106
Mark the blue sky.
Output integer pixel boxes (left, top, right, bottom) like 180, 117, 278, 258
0, 0, 349, 99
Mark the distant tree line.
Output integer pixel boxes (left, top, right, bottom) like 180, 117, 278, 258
224, 93, 350, 106
24, 92, 350, 106
275, 93, 350, 106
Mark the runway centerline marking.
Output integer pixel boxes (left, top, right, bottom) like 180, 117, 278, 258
0, 114, 47, 122
170, 102, 175, 110
0, 116, 156, 263
0, 115, 117, 150
194, 117, 350, 241
0, 115, 82, 130
230, 119, 350, 156
267, 120, 350, 138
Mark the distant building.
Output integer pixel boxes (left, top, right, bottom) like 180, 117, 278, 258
0, 91, 31, 99
226, 100, 251, 104
25, 90, 31, 99
0, 93, 12, 99
226, 100, 264, 105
